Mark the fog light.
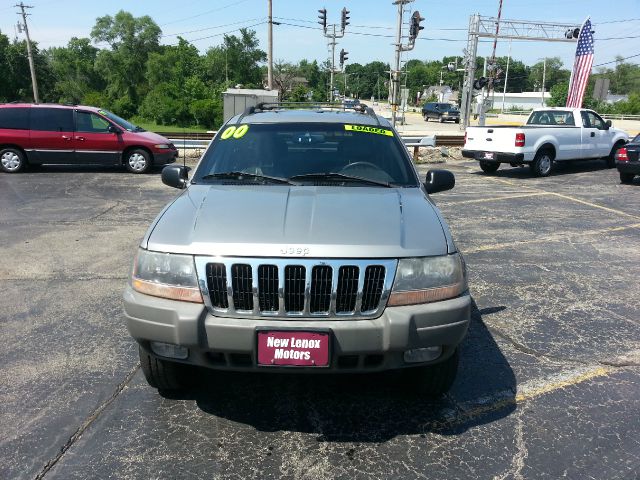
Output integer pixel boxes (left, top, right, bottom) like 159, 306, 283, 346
403, 346, 442, 364
150, 341, 189, 360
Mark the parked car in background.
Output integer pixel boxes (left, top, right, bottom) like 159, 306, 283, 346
342, 98, 360, 109
124, 104, 469, 397
0, 103, 178, 173
462, 108, 628, 176
422, 102, 460, 123
615, 134, 640, 184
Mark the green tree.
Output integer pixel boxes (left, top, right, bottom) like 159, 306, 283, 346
91, 10, 162, 116
47, 37, 103, 103
548, 82, 568, 107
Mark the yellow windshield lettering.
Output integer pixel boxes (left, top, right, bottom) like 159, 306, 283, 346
344, 124, 393, 136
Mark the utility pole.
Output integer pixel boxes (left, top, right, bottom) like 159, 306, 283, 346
391, 0, 423, 127
541, 57, 547, 106
15, 2, 39, 103
267, 0, 273, 90
501, 40, 511, 112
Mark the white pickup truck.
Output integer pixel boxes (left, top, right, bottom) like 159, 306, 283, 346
462, 108, 629, 176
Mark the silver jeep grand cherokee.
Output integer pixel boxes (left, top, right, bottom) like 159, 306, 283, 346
124, 104, 470, 397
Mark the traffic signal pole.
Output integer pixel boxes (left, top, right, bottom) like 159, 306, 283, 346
318, 7, 348, 102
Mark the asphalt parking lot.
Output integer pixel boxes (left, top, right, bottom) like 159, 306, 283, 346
1, 158, 639, 480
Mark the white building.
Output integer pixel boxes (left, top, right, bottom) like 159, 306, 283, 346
487, 91, 552, 111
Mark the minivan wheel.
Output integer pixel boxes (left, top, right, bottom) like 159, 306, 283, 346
139, 344, 190, 390
479, 161, 500, 174
125, 149, 152, 173
0, 148, 26, 173
530, 149, 554, 177
402, 348, 459, 398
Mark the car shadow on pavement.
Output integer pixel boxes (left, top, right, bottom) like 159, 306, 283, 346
161, 299, 516, 443
472, 159, 612, 179
21, 164, 163, 174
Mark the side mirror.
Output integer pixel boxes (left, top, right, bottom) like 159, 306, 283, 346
424, 169, 455, 194
108, 125, 121, 134
162, 165, 189, 189
605, 120, 612, 130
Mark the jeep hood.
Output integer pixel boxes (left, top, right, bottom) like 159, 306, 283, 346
144, 185, 450, 258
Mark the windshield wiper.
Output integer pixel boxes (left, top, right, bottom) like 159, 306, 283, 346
200, 171, 293, 184
289, 172, 393, 187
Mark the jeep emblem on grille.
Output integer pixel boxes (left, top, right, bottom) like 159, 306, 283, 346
280, 247, 310, 256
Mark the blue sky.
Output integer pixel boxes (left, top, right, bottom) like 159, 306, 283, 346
1, 0, 638, 70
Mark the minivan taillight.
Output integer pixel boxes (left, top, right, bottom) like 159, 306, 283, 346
515, 133, 525, 147
616, 147, 629, 162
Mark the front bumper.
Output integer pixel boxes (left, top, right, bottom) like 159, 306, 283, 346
123, 285, 471, 373
462, 150, 525, 163
154, 149, 178, 165
616, 161, 640, 174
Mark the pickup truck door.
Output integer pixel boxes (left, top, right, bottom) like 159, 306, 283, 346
580, 111, 610, 158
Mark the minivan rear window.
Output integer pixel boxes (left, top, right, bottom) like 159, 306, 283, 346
31, 108, 74, 132
0, 108, 29, 130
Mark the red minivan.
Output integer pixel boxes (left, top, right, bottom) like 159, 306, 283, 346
0, 103, 178, 173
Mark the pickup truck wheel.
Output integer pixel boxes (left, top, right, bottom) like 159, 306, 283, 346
479, 161, 500, 174
530, 150, 554, 177
125, 149, 152, 174
403, 348, 459, 398
620, 172, 635, 184
139, 344, 190, 390
0, 147, 26, 173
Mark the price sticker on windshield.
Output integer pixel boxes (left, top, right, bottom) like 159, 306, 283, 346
344, 124, 393, 136
220, 124, 249, 140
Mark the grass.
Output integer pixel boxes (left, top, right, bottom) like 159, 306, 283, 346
131, 120, 211, 133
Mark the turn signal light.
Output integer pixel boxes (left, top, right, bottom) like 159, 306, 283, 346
515, 133, 525, 147
616, 147, 629, 162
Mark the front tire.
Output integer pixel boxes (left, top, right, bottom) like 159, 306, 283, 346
125, 149, 152, 174
402, 348, 459, 398
139, 345, 189, 390
439, 116, 445, 123
424, 114, 429, 122
530, 149, 554, 177
0, 147, 26, 173
479, 161, 500, 174
620, 172, 635, 184
607, 143, 624, 168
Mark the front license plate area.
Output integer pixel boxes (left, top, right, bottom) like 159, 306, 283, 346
483, 152, 495, 160
257, 330, 330, 367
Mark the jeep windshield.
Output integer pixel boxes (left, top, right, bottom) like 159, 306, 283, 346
193, 123, 419, 187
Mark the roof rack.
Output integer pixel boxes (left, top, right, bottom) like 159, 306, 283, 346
237, 101, 381, 126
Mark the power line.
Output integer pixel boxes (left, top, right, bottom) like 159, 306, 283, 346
169, 20, 266, 44
160, 0, 252, 27
593, 53, 640, 67
162, 17, 264, 38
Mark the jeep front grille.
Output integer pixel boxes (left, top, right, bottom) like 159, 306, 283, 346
196, 258, 397, 319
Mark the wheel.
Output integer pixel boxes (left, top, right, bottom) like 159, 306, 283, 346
424, 114, 429, 122
138, 344, 189, 390
125, 149, 152, 173
620, 172, 635, 184
0, 147, 26, 173
439, 116, 445, 123
479, 161, 500, 174
455, 119, 460, 124
530, 149, 554, 177
402, 348, 459, 398
607, 143, 624, 168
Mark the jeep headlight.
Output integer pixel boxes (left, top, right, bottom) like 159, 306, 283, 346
388, 254, 467, 306
131, 249, 202, 303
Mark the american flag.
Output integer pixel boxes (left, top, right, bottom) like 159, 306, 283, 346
566, 18, 594, 108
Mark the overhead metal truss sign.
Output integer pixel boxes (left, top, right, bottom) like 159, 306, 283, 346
476, 16, 581, 43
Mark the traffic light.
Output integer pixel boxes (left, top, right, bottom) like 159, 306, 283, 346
473, 77, 489, 90
409, 11, 425, 41
341, 7, 350, 31
318, 8, 327, 32
340, 48, 348, 67
565, 27, 580, 39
